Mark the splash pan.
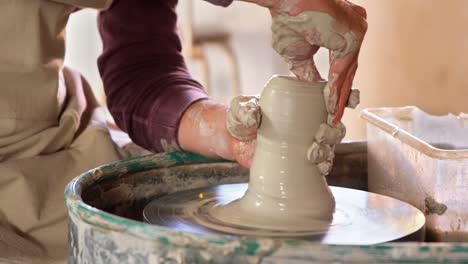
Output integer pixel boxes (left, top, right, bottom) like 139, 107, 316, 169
144, 183, 425, 245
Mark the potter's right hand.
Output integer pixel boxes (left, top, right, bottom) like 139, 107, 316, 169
178, 99, 259, 169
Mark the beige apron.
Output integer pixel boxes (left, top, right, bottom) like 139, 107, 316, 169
0, 0, 146, 262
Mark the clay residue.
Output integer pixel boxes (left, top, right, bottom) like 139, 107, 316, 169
425, 197, 448, 215
306, 142, 333, 164
272, 11, 360, 82
315, 123, 346, 145
187, 102, 216, 138
226, 96, 261, 141
347, 89, 360, 109
308, 122, 346, 176
317, 160, 333, 175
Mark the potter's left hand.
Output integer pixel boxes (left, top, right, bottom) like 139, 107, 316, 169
226, 95, 262, 168
249, 0, 367, 124
178, 99, 258, 169
226, 95, 261, 141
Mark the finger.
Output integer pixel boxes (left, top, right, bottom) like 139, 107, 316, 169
314, 122, 346, 144
325, 78, 339, 115
326, 51, 357, 117
325, 53, 344, 114
332, 55, 358, 124
353, 5, 367, 19
344, 1, 367, 18
272, 19, 323, 82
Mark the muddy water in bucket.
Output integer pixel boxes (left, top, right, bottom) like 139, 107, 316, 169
143, 76, 426, 244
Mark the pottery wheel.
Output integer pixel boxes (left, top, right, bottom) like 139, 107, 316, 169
143, 184, 425, 245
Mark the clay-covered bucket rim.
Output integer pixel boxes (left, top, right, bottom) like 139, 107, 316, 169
64, 151, 468, 261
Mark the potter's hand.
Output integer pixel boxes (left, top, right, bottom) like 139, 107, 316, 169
226, 95, 262, 167
226, 95, 261, 141
251, 0, 367, 124
178, 99, 258, 168
306, 122, 346, 175
306, 85, 358, 174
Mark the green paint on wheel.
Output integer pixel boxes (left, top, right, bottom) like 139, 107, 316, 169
159, 237, 170, 245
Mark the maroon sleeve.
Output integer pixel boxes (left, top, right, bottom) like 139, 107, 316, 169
204, 0, 233, 7
98, 0, 209, 152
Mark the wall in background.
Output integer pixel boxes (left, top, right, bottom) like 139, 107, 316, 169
343, 0, 468, 139
65, 9, 104, 103
65, 1, 468, 141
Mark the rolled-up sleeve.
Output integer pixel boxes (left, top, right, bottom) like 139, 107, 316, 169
98, 0, 209, 152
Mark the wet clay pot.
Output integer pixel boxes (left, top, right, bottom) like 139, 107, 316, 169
212, 76, 335, 230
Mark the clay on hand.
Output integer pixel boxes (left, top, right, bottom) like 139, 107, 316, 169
178, 99, 256, 168
226, 95, 262, 168
226, 95, 262, 141
346, 89, 360, 109
267, 0, 367, 125
307, 122, 346, 175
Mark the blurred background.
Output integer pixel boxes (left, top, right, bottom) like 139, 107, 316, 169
65, 0, 468, 140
